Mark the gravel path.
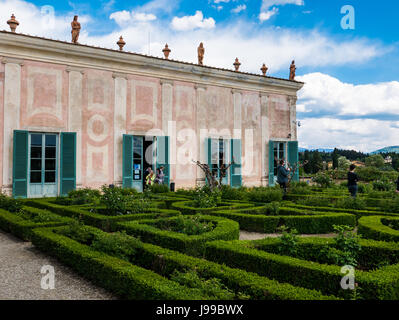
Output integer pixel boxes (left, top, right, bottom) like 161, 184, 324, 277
239, 230, 337, 240
0, 230, 116, 300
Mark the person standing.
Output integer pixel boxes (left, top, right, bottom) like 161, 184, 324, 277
277, 160, 290, 193
145, 167, 155, 188
347, 164, 359, 198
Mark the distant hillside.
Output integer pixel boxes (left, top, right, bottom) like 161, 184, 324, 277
371, 146, 399, 154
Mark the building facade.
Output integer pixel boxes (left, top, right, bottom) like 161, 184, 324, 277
0, 31, 303, 198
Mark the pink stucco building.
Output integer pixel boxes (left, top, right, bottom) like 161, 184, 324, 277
0, 30, 303, 198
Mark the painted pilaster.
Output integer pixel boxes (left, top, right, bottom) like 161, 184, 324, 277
260, 94, 269, 186
2, 58, 23, 193
161, 79, 174, 182
67, 66, 84, 188
232, 89, 242, 184
113, 72, 128, 186
288, 95, 298, 141
195, 84, 207, 186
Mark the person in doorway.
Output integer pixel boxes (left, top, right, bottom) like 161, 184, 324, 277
277, 160, 290, 194
347, 164, 359, 198
155, 167, 165, 185
145, 167, 155, 188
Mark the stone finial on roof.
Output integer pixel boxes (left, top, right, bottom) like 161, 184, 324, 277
289, 60, 296, 80
117, 36, 126, 51
71, 15, 81, 44
198, 42, 204, 65
7, 14, 19, 33
233, 58, 241, 72
261, 63, 268, 76
162, 43, 171, 59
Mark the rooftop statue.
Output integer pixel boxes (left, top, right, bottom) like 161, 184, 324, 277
71, 15, 81, 44
7, 14, 19, 33
198, 42, 205, 65
289, 60, 296, 80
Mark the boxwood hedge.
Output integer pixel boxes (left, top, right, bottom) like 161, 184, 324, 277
117, 215, 240, 257
30, 225, 337, 300
208, 206, 356, 234
30, 227, 209, 300
204, 239, 399, 300
358, 216, 399, 242
170, 200, 254, 215
0, 206, 73, 240
24, 199, 180, 232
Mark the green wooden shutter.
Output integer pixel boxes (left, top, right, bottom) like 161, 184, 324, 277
230, 139, 242, 187
268, 140, 275, 186
122, 134, 133, 188
288, 141, 299, 182
60, 132, 76, 196
12, 130, 29, 198
157, 136, 170, 186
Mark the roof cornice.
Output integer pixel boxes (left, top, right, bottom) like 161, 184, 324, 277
0, 31, 304, 95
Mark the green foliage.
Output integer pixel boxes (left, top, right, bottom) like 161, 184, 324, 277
372, 178, 394, 192
262, 201, 281, 215
220, 185, 246, 200
192, 186, 220, 208
335, 198, 367, 210
100, 185, 128, 214
246, 187, 283, 203
313, 172, 333, 188
91, 231, 142, 261
331, 225, 362, 267
356, 167, 382, 182
55, 188, 101, 205
276, 226, 299, 256
173, 215, 214, 235
0, 193, 23, 213
148, 184, 170, 193
296, 197, 332, 207
100, 185, 154, 215
365, 155, 385, 168
170, 269, 249, 300
59, 219, 94, 244
338, 156, 351, 170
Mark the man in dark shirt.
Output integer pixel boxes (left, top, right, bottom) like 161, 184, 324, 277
347, 164, 359, 198
277, 160, 290, 193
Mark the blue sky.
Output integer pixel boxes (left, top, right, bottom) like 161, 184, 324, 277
1, 0, 398, 152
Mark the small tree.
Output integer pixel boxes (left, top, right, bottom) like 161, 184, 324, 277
193, 160, 235, 192
365, 154, 385, 168
338, 156, 351, 170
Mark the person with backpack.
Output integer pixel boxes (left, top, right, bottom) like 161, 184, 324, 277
347, 164, 359, 198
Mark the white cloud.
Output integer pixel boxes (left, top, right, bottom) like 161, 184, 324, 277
298, 118, 399, 153
297, 73, 399, 152
260, 0, 304, 22
110, 10, 131, 25
214, 0, 231, 3
171, 11, 215, 31
297, 73, 399, 117
261, 0, 304, 11
110, 10, 157, 26
259, 8, 278, 21
231, 5, 247, 14
133, 12, 157, 22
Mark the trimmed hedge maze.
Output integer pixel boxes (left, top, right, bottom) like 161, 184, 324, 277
1, 186, 399, 300
358, 216, 399, 242
204, 237, 399, 300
